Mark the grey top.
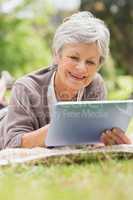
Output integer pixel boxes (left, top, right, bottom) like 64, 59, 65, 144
0, 65, 107, 149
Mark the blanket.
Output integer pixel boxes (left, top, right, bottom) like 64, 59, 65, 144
0, 144, 133, 166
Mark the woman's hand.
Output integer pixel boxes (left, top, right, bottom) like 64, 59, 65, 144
100, 127, 132, 145
21, 123, 50, 148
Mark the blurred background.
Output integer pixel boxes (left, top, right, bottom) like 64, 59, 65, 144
0, 0, 133, 100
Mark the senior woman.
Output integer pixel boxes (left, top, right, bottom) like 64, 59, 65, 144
0, 11, 131, 149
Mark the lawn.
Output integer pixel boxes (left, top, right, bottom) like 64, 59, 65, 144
0, 159, 133, 200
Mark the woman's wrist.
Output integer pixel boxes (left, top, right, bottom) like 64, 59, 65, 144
21, 125, 49, 148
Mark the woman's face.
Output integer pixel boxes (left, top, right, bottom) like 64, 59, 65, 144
55, 42, 101, 91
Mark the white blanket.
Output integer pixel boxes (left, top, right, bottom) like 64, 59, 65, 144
0, 144, 133, 166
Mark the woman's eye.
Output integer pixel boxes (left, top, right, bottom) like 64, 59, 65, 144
86, 61, 95, 65
69, 56, 79, 60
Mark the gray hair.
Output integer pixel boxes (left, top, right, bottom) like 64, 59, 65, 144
52, 11, 110, 65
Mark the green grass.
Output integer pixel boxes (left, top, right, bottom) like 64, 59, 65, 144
0, 160, 133, 200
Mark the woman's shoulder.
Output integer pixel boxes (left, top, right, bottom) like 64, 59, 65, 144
93, 72, 104, 81
85, 73, 107, 100
88, 73, 105, 88
15, 65, 56, 92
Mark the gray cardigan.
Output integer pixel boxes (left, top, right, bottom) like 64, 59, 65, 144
0, 65, 107, 149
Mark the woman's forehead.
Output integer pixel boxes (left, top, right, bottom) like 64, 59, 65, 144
61, 42, 101, 57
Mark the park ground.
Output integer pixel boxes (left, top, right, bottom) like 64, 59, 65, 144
0, 158, 133, 200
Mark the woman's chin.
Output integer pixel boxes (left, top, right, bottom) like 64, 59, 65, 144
66, 81, 83, 91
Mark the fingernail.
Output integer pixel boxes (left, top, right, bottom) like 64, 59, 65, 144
112, 128, 116, 132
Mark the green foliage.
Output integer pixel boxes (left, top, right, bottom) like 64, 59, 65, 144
100, 55, 133, 100
0, 17, 50, 76
0, 0, 55, 78
107, 76, 133, 100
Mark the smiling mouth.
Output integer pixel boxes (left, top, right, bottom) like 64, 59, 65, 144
69, 72, 86, 80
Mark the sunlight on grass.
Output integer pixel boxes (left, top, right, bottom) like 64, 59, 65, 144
0, 160, 133, 200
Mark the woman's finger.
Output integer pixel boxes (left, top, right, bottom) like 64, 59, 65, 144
100, 132, 108, 145
105, 130, 117, 145
101, 129, 124, 145
111, 127, 132, 144
100, 130, 116, 145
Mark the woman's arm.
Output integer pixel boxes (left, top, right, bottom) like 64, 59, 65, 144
4, 82, 49, 149
21, 124, 49, 148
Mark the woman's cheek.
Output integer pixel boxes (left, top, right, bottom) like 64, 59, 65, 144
63, 60, 76, 70
88, 67, 97, 76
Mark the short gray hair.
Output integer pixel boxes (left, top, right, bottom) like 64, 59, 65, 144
52, 11, 110, 65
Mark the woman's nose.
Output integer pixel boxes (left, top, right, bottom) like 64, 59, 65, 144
75, 61, 87, 72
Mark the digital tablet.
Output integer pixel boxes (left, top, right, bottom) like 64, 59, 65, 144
46, 100, 133, 147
